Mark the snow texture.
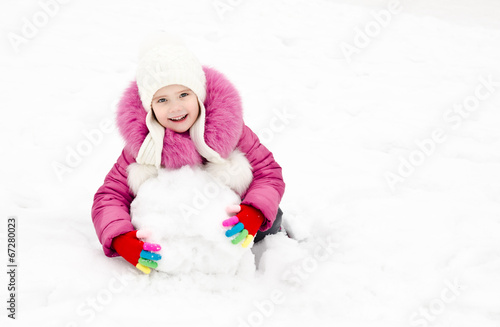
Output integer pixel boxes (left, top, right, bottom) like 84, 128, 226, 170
2, 0, 500, 326
130, 166, 255, 276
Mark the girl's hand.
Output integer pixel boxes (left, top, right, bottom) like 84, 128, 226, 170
111, 230, 162, 274
222, 204, 265, 248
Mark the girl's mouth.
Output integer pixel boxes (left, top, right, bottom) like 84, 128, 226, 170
169, 114, 188, 122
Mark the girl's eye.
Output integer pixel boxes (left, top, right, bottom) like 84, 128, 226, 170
158, 98, 167, 103
180, 93, 189, 98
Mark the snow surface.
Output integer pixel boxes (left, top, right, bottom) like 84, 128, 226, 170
1, 0, 500, 326
130, 166, 254, 276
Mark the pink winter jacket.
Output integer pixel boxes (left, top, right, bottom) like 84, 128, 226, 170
92, 67, 285, 257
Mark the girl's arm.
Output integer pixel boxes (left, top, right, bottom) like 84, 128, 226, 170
237, 125, 286, 231
91, 149, 136, 257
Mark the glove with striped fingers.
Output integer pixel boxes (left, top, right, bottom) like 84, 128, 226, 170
111, 230, 161, 274
222, 204, 265, 248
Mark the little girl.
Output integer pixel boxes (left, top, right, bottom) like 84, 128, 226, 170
91, 34, 285, 274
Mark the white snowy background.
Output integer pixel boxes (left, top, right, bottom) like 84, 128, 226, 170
1, 0, 500, 326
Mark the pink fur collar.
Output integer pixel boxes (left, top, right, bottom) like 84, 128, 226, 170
116, 66, 244, 168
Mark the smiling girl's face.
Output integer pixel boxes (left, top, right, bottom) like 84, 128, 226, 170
151, 84, 200, 133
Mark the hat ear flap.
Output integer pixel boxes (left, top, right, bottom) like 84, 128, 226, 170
190, 99, 224, 164
136, 111, 165, 168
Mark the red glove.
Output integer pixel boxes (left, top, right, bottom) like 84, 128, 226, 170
222, 204, 265, 248
111, 230, 161, 274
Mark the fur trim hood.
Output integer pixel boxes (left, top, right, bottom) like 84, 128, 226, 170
116, 66, 244, 169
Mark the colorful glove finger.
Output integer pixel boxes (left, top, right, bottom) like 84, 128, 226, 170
111, 230, 162, 274
222, 204, 265, 248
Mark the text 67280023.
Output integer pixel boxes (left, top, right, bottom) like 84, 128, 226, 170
7, 216, 17, 319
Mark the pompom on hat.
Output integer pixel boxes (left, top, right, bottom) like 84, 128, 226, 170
135, 33, 224, 168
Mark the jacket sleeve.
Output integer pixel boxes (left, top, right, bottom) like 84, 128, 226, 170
91, 149, 136, 257
237, 125, 285, 231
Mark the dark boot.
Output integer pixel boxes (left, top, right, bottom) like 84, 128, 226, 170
254, 208, 283, 243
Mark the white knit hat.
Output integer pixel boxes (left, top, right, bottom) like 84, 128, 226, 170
135, 33, 224, 168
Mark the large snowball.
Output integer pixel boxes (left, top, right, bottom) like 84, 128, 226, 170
130, 166, 255, 276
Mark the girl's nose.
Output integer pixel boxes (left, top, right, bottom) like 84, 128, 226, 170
170, 100, 183, 112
